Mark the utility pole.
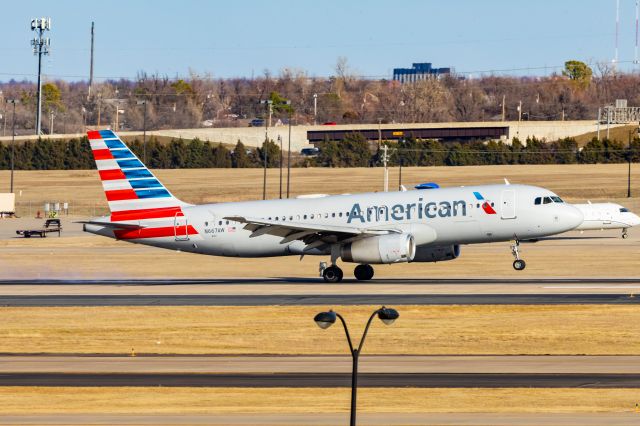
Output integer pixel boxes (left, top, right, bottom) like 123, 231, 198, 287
137, 100, 148, 162
278, 135, 283, 199
628, 129, 635, 198
259, 99, 273, 200
501, 94, 506, 121
97, 93, 102, 127
49, 111, 54, 135
382, 145, 389, 192
6, 99, 19, 194
286, 110, 292, 198
31, 17, 51, 136
88, 22, 94, 99
1, 91, 6, 137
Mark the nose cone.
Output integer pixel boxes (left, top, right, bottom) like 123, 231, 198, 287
563, 205, 584, 230
629, 213, 640, 227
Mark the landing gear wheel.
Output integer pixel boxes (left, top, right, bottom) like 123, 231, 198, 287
622, 230, 629, 239
513, 259, 526, 271
354, 264, 374, 281
323, 266, 344, 283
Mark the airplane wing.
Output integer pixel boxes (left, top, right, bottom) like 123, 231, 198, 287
224, 215, 403, 251
75, 220, 146, 230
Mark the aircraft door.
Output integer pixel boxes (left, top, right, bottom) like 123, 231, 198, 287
501, 190, 516, 219
174, 213, 190, 241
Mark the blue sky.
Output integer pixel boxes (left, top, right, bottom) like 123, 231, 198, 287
0, 0, 636, 82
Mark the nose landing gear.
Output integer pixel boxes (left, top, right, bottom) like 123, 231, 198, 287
622, 229, 629, 239
511, 240, 526, 271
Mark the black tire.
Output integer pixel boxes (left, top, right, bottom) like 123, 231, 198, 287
622, 233, 629, 239
354, 264, 375, 281
513, 259, 526, 271
323, 266, 344, 283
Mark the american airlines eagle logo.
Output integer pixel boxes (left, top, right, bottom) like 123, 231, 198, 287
473, 191, 497, 215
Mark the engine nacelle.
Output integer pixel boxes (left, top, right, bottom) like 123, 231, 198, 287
341, 234, 416, 264
412, 245, 461, 262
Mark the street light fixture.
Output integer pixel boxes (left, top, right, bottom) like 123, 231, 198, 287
6, 99, 19, 193
314, 306, 399, 426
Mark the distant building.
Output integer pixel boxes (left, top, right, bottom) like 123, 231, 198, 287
392, 62, 451, 83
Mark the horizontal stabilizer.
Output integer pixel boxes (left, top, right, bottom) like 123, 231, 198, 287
75, 220, 145, 230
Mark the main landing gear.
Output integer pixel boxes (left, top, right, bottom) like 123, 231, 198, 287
321, 249, 344, 283
511, 240, 526, 271
321, 264, 344, 283
319, 261, 375, 283
354, 264, 374, 281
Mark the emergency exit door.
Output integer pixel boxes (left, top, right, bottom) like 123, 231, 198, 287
174, 213, 190, 241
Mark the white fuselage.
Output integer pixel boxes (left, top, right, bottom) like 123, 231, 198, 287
85, 184, 584, 260
573, 202, 640, 231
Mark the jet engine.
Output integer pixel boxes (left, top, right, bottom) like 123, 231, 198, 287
341, 234, 416, 264
412, 245, 461, 262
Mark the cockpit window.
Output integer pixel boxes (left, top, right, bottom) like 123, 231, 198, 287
620, 207, 630, 213
543, 196, 552, 204
551, 196, 564, 203
534, 197, 542, 205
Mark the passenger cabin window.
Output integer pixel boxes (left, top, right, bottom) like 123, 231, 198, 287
534, 197, 542, 205
543, 197, 552, 204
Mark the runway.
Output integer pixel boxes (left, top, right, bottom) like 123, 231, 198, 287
2, 413, 639, 426
3, 372, 640, 387
4, 355, 640, 388
4, 355, 640, 374
0, 278, 639, 306
1, 293, 639, 306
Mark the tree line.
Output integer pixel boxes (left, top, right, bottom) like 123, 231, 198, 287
0, 137, 281, 170
0, 134, 638, 170
0, 60, 638, 135
314, 133, 640, 167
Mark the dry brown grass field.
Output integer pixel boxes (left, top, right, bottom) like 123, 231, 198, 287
2, 163, 639, 210
1, 305, 639, 355
0, 387, 637, 414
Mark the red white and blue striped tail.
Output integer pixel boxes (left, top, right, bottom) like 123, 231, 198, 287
87, 130, 190, 221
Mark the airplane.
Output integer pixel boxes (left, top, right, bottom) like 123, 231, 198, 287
82, 130, 594, 283
571, 201, 640, 238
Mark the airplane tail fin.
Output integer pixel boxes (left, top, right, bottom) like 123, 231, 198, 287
87, 130, 189, 221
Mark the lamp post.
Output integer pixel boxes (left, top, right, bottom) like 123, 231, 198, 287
286, 108, 292, 198
259, 99, 273, 200
628, 129, 636, 198
6, 99, 19, 193
137, 100, 148, 163
278, 135, 283, 199
313, 93, 317, 125
314, 306, 399, 426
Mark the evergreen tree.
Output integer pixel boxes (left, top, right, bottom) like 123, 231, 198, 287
232, 140, 252, 168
